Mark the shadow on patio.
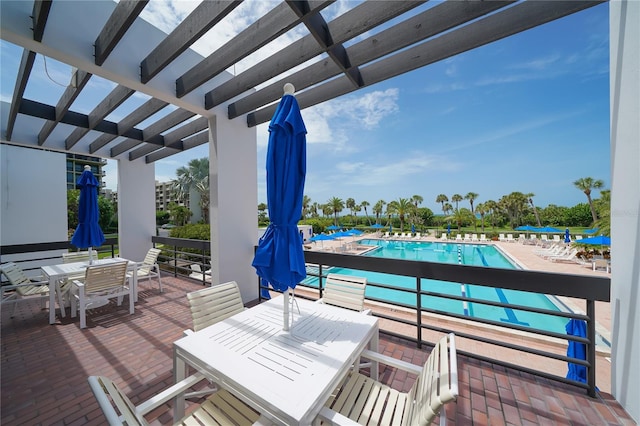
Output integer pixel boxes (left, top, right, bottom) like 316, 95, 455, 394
1, 274, 634, 425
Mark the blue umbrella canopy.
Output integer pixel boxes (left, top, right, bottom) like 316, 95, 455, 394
584, 227, 599, 234
575, 235, 611, 246
71, 166, 105, 256
252, 93, 307, 298
537, 226, 562, 233
566, 319, 587, 383
327, 225, 340, 231
370, 223, 385, 229
515, 225, 538, 232
310, 233, 335, 242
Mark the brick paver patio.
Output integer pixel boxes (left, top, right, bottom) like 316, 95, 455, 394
1, 274, 634, 425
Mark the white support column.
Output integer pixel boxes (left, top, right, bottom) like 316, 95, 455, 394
610, 2, 639, 422
117, 158, 156, 262
208, 114, 258, 302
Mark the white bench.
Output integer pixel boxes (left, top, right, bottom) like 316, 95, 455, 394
319, 333, 459, 426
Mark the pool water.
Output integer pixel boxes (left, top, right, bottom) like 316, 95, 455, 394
302, 239, 570, 334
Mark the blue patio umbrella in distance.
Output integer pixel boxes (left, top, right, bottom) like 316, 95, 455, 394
370, 223, 384, 229
252, 84, 307, 331
327, 224, 340, 231
310, 233, 335, 249
71, 165, 105, 264
566, 318, 588, 383
537, 226, 562, 233
576, 235, 611, 246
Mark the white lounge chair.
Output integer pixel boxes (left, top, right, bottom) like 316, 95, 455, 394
592, 258, 611, 272
0, 262, 50, 318
189, 263, 211, 283
455, 234, 463, 242
550, 248, 579, 263
132, 248, 162, 293
498, 233, 506, 242
471, 234, 479, 242
70, 261, 132, 329
319, 333, 458, 426
440, 233, 448, 241
506, 234, 515, 243
464, 234, 471, 242
480, 234, 487, 242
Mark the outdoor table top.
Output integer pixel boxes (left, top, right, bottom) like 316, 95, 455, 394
173, 295, 379, 425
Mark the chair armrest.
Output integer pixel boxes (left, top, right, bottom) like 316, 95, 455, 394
183, 329, 194, 337
316, 407, 361, 425
136, 372, 206, 416
359, 349, 423, 375
72, 280, 85, 289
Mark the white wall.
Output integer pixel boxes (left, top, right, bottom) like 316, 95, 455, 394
610, 1, 640, 422
117, 158, 156, 262
208, 114, 258, 303
0, 145, 68, 270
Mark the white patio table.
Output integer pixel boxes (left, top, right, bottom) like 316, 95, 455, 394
173, 295, 379, 425
41, 257, 137, 325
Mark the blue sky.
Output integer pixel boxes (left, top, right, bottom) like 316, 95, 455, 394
1, 2, 610, 214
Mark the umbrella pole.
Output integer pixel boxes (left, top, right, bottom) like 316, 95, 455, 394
283, 289, 290, 331
89, 246, 94, 265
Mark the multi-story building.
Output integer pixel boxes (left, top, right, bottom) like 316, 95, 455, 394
66, 154, 107, 192
155, 180, 188, 212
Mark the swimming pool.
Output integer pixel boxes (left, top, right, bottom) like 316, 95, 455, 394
302, 239, 571, 334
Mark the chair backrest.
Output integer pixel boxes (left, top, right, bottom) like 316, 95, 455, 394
138, 248, 161, 274
88, 376, 148, 426
83, 262, 129, 294
186, 281, 245, 332
0, 262, 31, 285
63, 250, 97, 264
322, 273, 367, 312
407, 333, 458, 426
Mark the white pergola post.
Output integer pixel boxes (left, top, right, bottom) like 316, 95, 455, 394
610, 1, 640, 422
208, 114, 258, 302
117, 158, 156, 262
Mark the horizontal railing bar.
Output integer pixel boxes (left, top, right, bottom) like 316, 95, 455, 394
303, 251, 610, 301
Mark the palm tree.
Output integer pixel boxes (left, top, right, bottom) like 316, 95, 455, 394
593, 189, 610, 236
451, 194, 463, 211
385, 202, 397, 229
475, 202, 487, 232
373, 200, 386, 224
328, 197, 344, 226
574, 177, 605, 223
346, 198, 356, 224
360, 200, 372, 225
301, 195, 311, 220
525, 192, 541, 227
258, 202, 267, 218
484, 199, 499, 229
465, 192, 478, 230
173, 158, 210, 223
435, 194, 448, 215
412, 195, 423, 230
498, 192, 529, 229
390, 198, 414, 231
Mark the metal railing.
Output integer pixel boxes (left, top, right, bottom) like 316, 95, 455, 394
1, 237, 610, 397
260, 249, 610, 398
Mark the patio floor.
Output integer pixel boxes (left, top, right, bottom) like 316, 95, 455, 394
1, 274, 634, 425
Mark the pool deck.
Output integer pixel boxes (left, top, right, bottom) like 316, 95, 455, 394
304, 232, 614, 393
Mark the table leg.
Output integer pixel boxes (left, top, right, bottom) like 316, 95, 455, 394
173, 347, 187, 423
48, 276, 56, 325
370, 327, 379, 380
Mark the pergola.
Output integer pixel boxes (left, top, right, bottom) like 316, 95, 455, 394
0, 1, 638, 420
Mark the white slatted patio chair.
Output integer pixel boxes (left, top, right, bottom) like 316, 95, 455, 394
186, 280, 245, 333
70, 261, 132, 329
183, 281, 246, 398
319, 333, 458, 426
479, 234, 487, 242
317, 274, 371, 371
131, 248, 162, 293
0, 262, 49, 318
88, 372, 265, 426
57, 250, 99, 317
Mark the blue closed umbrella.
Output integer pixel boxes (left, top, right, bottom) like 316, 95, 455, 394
411, 224, 416, 234
252, 92, 307, 330
564, 228, 571, 243
447, 223, 451, 235
71, 166, 105, 263
566, 318, 587, 383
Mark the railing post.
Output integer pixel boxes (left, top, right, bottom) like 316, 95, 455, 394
416, 276, 422, 349
586, 300, 597, 397
318, 265, 324, 299
173, 244, 178, 278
